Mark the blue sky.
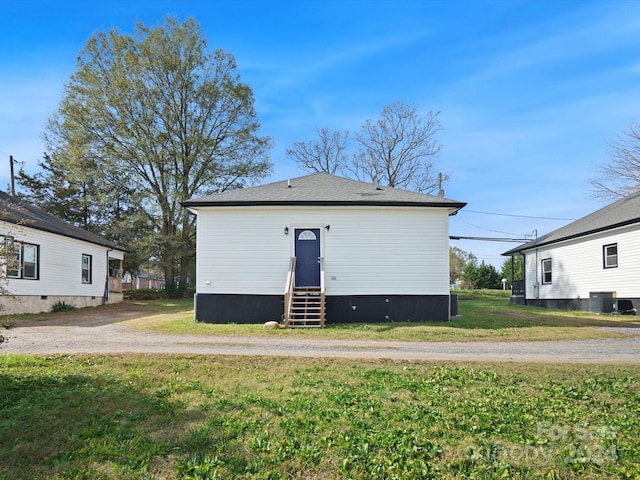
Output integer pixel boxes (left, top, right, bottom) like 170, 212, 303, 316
2, 0, 639, 269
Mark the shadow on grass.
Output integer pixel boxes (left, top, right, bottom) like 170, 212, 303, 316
0, 364, 181, 479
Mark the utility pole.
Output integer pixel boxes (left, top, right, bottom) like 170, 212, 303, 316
9, 155, 15, 195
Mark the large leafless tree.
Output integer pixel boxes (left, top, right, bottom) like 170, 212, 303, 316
287, 101, 448, 194
590, 122, 640, 200
351, 101, 446, 193
285, 128, 350, 175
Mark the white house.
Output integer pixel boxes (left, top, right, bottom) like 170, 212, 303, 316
183, 173, 466, 325
0, 191, 126, 314
503, 191, 640, 313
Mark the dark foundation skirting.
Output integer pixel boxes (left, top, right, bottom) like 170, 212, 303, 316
195, 293, 452, 324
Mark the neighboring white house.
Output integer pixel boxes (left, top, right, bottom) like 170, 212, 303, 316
183, 173, 466, 324
503, 191, 640, 312
0, 191, 126, 314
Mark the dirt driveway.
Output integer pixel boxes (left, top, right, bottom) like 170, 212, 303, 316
3, 302, 640, 363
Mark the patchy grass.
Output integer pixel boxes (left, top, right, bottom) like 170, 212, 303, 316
120, 291, 640, 342
10, 290, 640, 341
1, 355, 639, 479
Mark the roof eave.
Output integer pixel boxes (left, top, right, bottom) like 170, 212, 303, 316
2, 217, 128, 252
182, 200, 467, 209
502, 217, 640, 256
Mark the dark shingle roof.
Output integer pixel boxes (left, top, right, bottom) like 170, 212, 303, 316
503, 191, 640, 256
183, 173, 466, 212
0, 190, 125, 251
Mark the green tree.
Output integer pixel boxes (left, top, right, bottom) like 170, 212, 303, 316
40, 17, 272, 294
500, 256, 524, 284
17, 154, 156, 277
475, 262, 501, 289
449, 246, 474, 283
461, 260, 501, 289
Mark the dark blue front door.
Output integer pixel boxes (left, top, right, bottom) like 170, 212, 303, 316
295, 229, 321, 287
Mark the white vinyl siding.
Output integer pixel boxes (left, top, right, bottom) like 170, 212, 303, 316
1, 220, 124, 298
523, 224, 640, 300
194, 205, 451, 296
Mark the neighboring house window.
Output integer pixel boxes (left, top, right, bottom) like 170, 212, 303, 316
603, 244, 618, 269
82, 254, 92, 284
22, 244, 38, 279
4, 237, 39, 280
541, 258, 552, 284
5, 237, 20, 278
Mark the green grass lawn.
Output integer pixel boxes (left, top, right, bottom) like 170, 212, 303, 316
3, 292, 640, 478
1, 355, 639, 479
117, 290, 640, 342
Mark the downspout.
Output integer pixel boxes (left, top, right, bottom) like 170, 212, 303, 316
534, 248, 539, 302
103, 249, 113, 305
521, 252, 526, 305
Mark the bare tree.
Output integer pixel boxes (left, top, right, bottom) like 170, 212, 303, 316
287, 101, 449, 194
590, 122, 640, 200
285, 128, 350, 175
351, 101, 447, 193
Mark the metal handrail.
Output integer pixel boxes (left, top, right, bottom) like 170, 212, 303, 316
511, 279, 525, 296
319, 257, 326, 327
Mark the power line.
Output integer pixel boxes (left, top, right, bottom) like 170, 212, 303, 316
462, 209, 576, 221
464, 221, 528, 237
450, 235, 529, 243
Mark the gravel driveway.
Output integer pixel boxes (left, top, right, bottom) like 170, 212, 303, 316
3, 304, 640, 363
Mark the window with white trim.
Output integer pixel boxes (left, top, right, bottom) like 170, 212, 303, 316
541, 258, 552, 284
3, 236, 39, 280
82, 254, 92, 284
603, 243, 618, 269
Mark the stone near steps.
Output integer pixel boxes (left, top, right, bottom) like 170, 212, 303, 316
263, 321, 281, 329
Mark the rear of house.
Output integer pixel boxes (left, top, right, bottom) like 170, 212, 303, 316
1, 191, 126, 314
503, 192, 640, 313
183, 173, 465, 324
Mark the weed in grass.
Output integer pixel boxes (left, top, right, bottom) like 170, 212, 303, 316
2, 355, 640, 479
50, 300, 77, 313
174, 454, 222, 480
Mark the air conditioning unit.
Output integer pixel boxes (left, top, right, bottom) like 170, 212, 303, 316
589, 292, 616, 313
